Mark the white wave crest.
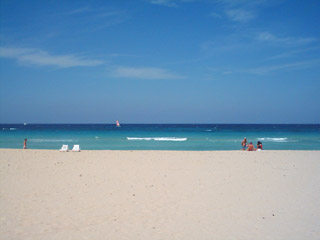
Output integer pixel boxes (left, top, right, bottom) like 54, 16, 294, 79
3, 128, 17, 131
257, 137, 288, 142
205, 130, 212, 132
29, 139, 75, 143
127, 137, 187, 142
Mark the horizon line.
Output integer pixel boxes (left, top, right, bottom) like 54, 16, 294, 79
1, 123, 319, 125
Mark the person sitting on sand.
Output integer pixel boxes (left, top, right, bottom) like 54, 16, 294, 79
247, 142, 255, 151
23, 139, 27, 149
241, 137, 247, 150
256, 141, 263, 150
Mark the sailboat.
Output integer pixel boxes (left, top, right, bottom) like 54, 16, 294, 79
116, 120, 121, 127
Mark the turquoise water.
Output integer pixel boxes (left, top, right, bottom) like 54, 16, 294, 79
1, 124, 319, 150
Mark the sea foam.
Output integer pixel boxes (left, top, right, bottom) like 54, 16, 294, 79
257, 137, 288, 142
2, 128, 17, 131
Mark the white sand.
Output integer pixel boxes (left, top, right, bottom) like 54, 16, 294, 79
0, 149, 319, 240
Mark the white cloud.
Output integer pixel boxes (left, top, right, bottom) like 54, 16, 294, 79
0, 47, 103, 68
112, 66, 183, 79
225, 8, 255, 22
257, 32, 317, 46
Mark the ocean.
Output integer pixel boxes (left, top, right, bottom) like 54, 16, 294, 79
1, 124, 320, 150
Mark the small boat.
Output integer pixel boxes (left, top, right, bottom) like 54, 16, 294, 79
116, 120, 121, 127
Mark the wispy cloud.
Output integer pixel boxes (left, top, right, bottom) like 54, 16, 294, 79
0, 47, 103, 68
147, 0, 197, 7
149, 0, 262, 22
214, 0, 269, 9
66, 6, 91, 15
210, 12, 223, 19
224, 8, 255, 22
245, 59, 320, 74
265, 47, 320, 61
112, 66, 183, 79
107, 53, 140, 58
91, 10, 129, 31
64, 6, 129, 30
207, 59, 320, 76
200, 39, 246, 53
148, 0, 177, 7
209, 0, 273, 23
257, 32, 317, 46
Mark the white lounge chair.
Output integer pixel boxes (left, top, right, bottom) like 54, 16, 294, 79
72, 145, 80, 152
60, 145, 69, 152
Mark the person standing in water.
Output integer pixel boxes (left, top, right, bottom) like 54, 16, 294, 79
23, 139, 27, 149
241, 137, 247, 150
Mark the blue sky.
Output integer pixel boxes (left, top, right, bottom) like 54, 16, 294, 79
0, 0, 319, 123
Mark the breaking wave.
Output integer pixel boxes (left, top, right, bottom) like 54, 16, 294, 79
2, 128, 17, 131
257, 137, 288, 142
127, 137, 187, 142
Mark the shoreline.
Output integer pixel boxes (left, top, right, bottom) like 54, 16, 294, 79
1, 148, 320, 152
1, 149, 319, 240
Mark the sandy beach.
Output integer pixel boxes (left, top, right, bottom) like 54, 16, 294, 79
0, 149, 319, 240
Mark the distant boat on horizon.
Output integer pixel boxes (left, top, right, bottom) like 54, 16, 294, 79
116, 120, 121, 127
24, 123, 27, 126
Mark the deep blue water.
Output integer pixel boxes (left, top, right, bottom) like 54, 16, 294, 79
1, 124, 320, 150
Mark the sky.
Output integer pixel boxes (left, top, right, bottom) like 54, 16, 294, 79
0, 0, 319, 123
